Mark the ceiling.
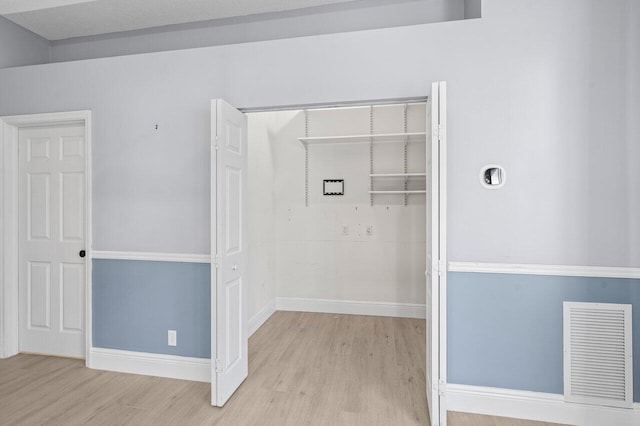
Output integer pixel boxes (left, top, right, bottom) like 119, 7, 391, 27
0, 0, 356, 40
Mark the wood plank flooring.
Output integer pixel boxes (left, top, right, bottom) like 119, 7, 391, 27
0, 311, 566, 425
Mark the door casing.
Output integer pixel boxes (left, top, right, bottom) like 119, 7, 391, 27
0, 111, 92, 364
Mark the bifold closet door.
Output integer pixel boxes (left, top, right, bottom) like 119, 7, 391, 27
426, 81, 447, 426
211, 99, 249, 407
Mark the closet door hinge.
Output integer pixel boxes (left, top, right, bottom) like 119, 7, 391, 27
213, 254, 220, 269
215, 359, 223, 373
438, 380, 447, 395
433, 125, 444, 142
438, 260, 446, 276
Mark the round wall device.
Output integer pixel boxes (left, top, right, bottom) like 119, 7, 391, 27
480, 165, 506, 189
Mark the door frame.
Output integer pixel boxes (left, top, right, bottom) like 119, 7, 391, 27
0, 110, 93, 364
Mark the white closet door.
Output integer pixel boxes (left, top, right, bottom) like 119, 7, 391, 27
426, 81, 447, 426
19, 124, 86, 358
211, 99, 248, 407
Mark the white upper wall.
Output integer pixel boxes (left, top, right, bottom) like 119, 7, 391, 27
0, 15, 49, 68
0, 0, 637, 267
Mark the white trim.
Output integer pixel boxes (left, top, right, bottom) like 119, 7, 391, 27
249, 299, 276, 337
0, 121, 19, 358
0, 111, 90, 127
84, 113, 93, 366
276, 297, 426, 319
91, 250, 211, 264
89, 347, 210, 383
211, 99, 218, 406
448, 262, 640, 279
0, 111, 92, 362
447, 384, 640, 426
436, 80, 448, 426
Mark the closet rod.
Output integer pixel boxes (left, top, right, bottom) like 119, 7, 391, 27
239, 97, 428, 113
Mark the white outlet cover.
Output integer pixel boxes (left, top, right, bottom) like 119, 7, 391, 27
168, 330, 177, 346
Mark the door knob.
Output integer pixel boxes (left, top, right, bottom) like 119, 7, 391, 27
79, 250, 86, 258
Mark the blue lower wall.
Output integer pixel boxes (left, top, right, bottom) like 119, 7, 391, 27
448, 272, 640, 402
92, 259, 211, 358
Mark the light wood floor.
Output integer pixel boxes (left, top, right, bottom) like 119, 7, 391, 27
0, 311, 567, 425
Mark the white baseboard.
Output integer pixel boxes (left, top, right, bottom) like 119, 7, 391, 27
276, 297, 426, 319
89, 348, 210, 383
447, 384, 640, 426
249, 299, 276, 337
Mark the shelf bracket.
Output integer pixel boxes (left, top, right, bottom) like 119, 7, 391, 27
369, 105, 374, 207
304, 109, 309, 207
403, 104, 408, 206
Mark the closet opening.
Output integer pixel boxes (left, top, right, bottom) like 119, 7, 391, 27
244, 100, 430, 420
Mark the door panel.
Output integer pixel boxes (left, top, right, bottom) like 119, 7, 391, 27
28, 261, 51, 329
226, 167, 242, 254
61, 263, 84, 331
61, 136, 84, 159
61, 172, 84, 240
212, 99, 248, 407
28, 137, 51, 161
19, 124, 86, 358
28, 173, 51, 240
225, 277, 242, 367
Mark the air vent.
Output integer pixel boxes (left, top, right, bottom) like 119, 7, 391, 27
563, 302, 633, 408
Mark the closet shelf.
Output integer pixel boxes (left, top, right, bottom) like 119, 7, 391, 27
368, 190, 427, 194
299, 132, 426, 145
370, 173, 426, 178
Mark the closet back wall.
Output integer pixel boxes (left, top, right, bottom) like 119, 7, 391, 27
248, 105, 426, 307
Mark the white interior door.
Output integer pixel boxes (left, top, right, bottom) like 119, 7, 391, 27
211, 99, 248, 407
426, 81, 447, 426
18, 124, 86, 358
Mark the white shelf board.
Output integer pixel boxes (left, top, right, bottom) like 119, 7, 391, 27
370, 173, 427, 178
299, 132, 426, 145
369, 190, 427, 194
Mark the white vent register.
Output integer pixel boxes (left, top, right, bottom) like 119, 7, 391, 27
563, 302, 633, 408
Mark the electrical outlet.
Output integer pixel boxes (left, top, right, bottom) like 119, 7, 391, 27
366, 225, 373, 236
168, 330, 177, 346
342, 225, 349, 236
